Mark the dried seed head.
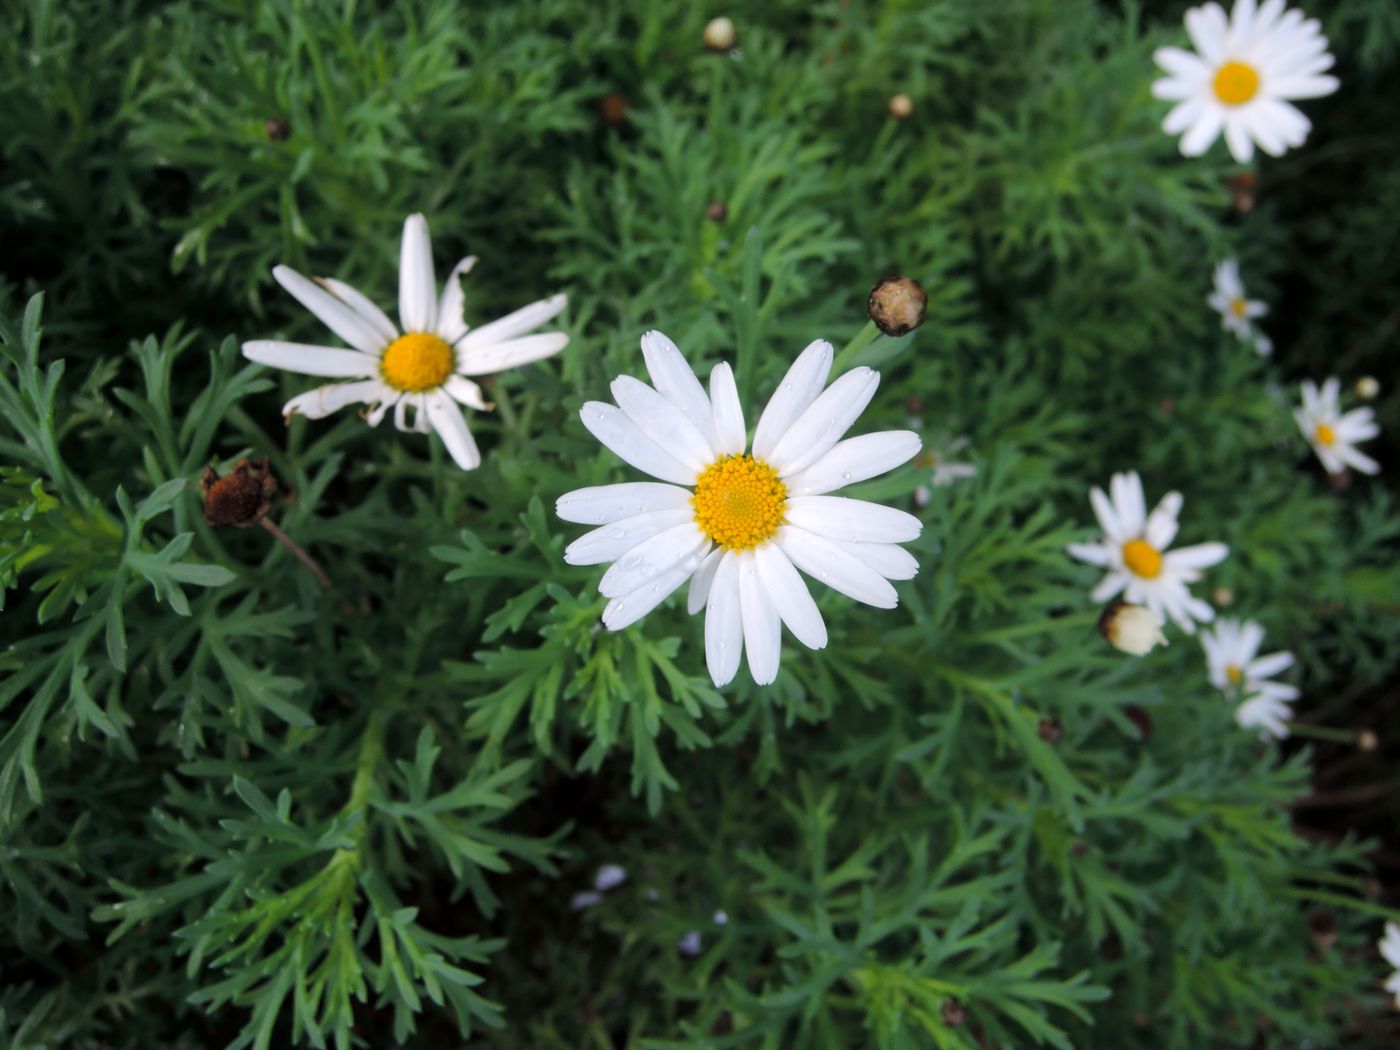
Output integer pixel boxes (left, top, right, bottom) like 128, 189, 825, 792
704, 17, 736, 52
1098, 602, 1168, 656
1306, 910, 1337, 950
599, 92, 628, 128
1038, 717, 1063, 744
1125, 705, 1152, 742
940, 1000, 966, 1028
706, 200, 728, 223
1356, 728, 1379, 752
265, 117, 291, 142
1355, 376, 1380, 400
867, 275, 927, 337
888, 93, 913, 119
1224, 171, 1256, 213
1211, 585, 1234, 608
200, 458, 276, 528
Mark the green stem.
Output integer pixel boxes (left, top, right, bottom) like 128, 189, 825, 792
832, 320, 883, 374
1285, 722, 1362, 745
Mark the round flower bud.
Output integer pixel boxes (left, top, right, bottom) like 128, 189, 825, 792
706, 200, 728, 223
1211, 586, 1234, 608
1037, 717, 1063, 744
1098, 602, 1167, 656
1356, 728, 1379, 752
867, 275, 927, 337
265, 117, 291, 142
704, 17, 736, 52
200, 458, 276, 528
599, 92, 628, 128
888, 93, 913, 119
1355, 376, 1380, 400
940, 1001, 966, 1028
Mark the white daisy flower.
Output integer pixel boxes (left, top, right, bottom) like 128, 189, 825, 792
1067, 471, 1228, 633
1206, 259, 1269, 345
1382, 922, 1400, 1007
1295, 378, 1380, 476
556, 333, 923, 687
1232, 692, 1294, 740
242, 214, 569, 471
1152, 0, 1339, 163
1201, 617, 1299, 738
912, 436, 976, 507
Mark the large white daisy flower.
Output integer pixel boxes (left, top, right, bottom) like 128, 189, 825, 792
242, 214, 568, 471
1207, 259, 1269, 348
1067, 471, 1228, 633
1295, 378, 1380, 476
1152, 0, 1339, 163
1201, 617, 1298, 738
556, 333, 922, 687
1381, 922, 1400, 1007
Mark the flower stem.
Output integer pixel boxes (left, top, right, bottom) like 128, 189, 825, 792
259, 517, 332, 590
1286, 722, 1367, 745
832, 320, 883, 373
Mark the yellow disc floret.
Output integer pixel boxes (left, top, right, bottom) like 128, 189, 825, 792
1229, 298, 1248, 318
1226, 664, 1243, 687
380, 332, 454, 392
1213, 61, 1260, 106
692, 455, 787, 551
1122, 538, 1163, 580
1314, 423, 1336, 447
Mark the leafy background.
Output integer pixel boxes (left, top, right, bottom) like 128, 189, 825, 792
2, 0, 1399, 1046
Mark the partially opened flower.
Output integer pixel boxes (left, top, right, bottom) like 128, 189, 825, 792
1152, 0, 1339, 163
1295, 378, 1380, 476
1201, 617, 1298, 738
1381, 922, 1400, 1007
557, 333, 922, 687
1067, 471, 1228, 633
243, 214, 568, 470
1207, 259, 1269, 349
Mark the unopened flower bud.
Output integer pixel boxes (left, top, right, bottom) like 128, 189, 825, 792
888, 93, 913, 119
1224, 172, 1256, 214
1306, 910, 1337, 951
1357, 728, 1379, 752
599, 92, 628, 128
704, 17, 736, 52
1037, 717, 1062, 744
265, 117, 291, 142
1211, 586, 1234, 608
867, 275, 927, 337
1355, 376, 1380, 400
1098, 602, 1167, 656
706, 200, 728, 223
1126, 705, 1152, 741
940, 1000, 966, 1028
200, 458, 276, 528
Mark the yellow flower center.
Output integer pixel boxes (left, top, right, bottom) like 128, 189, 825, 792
1229, 298, 1248, 317
380, 332, 454, 392
692, 455, 787, 551
1213, 61, 1260, 106
1122, 539, 1163, 580
1226, 664, 1243, 686
1314, 423, 1336, 447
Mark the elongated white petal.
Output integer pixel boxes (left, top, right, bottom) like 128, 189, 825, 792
272, 266, 389, 355
243, 340, 378, 378
641, 331, 719, 452
598, 522, 707, 598
784, 431, 921, 497
444, 374, 491, 410
844, 541, 919, 581
611, 375, 714, 472
753, 542, 826, 650
738, 551, 783, 684
775, 525, 898, 609
1089, 487, 1121, 539
1091, 572, 1127, 604
580, 402, 698, 485
753, 340, 833, 459
1248, 650, 1294, 681
1180, 106, 1224, 156
705, 553, 743, 686
399, 213, 437, 334
456, 293, 568, 352
565, 508, 695, 566
283, 379, 387, 420
1165, 542, 1229, 570
785, 496, 921, 544
556, 483, 693, 525
425, 391, 481, 470
687, 547, 725, 614
602, 562, 694, 631
709, 363, 746, 456
1111, 472, 1146, 536
458, 332, 569, 376
314, 276, 399, 344
768, 367, 879, 477
1067, 542, 1113, 567
1144, 492, 1183, 550
435, 256, 478, 345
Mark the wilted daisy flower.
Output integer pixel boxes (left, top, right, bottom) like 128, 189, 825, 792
243, 214, 568, 470
1207, 259, 1269, 350
1381, 922, 1400, 1007
1067, 471, 1228, 633
1295, 378, 1380, 476
1201, 617, 1298, 738
557, 333, 922, 687
913, 437, 975, 507
1152, 0, 1339, 163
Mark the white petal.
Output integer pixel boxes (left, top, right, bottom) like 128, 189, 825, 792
283, 379, 386, 420
705, 553, 743, 686
272, 266, 389, 355
314, 276, 398, 344
565, 508, 695, 566
754, 542, 827, 650
1164, 542, 1229, 570
1247, 650, 1294, 680
580, 402, 697, 485
1223, 112, 1256, 163
752, 340, 833, 459
737, 551, 783, 685
601, 562, 693, 631
457, 333, 569, 376
775, 525, 898, 609
1067, 542, 1112, 567
1111, 472, 1146, 536
1163, 94, 1209, 132
768, 367, 879, 476
399, 213, 437, 334
425, 391, 481, 470
1186, 3, 1229, 64
434, 256, 478, 345
1089, 486, 1121, 538
1091, 573, 1127, 603
1154, 46, 1210, 80
1180, 104, 1224, 156
1337, 445, 1380, 475
1144, 492, 1183, 550
709, 362, 746, 456
444, 374, 491, 410
1269, 73, 1338, 99
456, 293, 568, 352
687, 547, 725, 614
597, 523, 707, 598
394, 393, 429, 433
844, 541, 919, 580
641, 331, 719, 452
611, 375, 714, 472
556, 482, 693, 524
784, 430, 922, 497
785, 496, 921, 544
243, 340, 378, 378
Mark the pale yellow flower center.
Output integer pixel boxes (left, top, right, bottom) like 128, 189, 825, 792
1314, 423, 1336, 447
381, 332, 454, 392
1122, 539, 1163, 580
1229, 297, 1248, 318
692, 455, 787, 551
1213, 61, 1260, 106
1226, 664, 1243, 686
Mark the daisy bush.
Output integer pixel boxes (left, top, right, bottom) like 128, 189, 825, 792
2, 1, 1400, 1048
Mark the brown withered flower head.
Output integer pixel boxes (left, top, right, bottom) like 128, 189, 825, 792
868, 275, 927, 337
201, 458, 277, 528
265, 117, 291, 142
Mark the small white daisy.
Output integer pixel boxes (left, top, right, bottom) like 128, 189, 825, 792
1295, 378, 1380, 476
1381, 922, 1400, 1007
556, 333, 923, 687
1207, 259, 1269, 347
1067, 471, 1229, 634
912, 436, 976, 507
242, 214, 569, 471
1152, 0, 1339, 163
1201, 617, 1299, 738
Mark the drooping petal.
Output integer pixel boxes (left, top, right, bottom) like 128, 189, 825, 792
752, 340, 833, 459
272, 266, 390, 355
753, 542, 827, 650
579, 402, 698, 485
435, 256, 478, 345
243, 340, 379, 378
282, 379, 387, 420
399, 213, 437, 334
425, 391, 482, 470
444, 374, 491, 411
784, 496, 922, 544
556, 482, 693, 525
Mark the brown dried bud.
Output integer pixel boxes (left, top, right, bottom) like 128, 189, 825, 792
888, 93, 913, 120
1306, 910, 1337, 951
265, 117, 291, 142
1224, 172, 1256, 213
599, 92, 628, 128
940, 1000, 966, 1028
200, 458, 276, 528
1125, 705, 1152, 742
703, 17, 736, 52
1356, 728, 1379, 752
1037, 717, 1062, 744
867, 275, 927, 337
706, 200, 728, 223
